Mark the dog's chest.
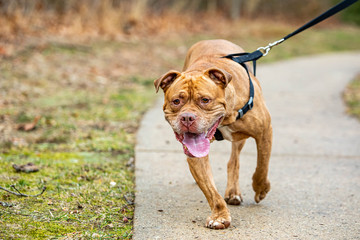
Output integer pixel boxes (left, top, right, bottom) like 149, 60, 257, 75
217, 125, 234, 141
217, 124, 250, 142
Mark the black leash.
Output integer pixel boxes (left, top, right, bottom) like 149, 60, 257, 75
225, 0, 358, 65
215, 0, 358, 141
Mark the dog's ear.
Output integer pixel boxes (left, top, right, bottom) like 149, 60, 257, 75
154, 70, 181, 93
204, 68, 232, 88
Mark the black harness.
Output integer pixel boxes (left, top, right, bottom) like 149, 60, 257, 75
214, 51, 260, 141
214, 0, 358, 141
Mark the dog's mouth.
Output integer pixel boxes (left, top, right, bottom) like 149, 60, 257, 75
175, 117, 222, 158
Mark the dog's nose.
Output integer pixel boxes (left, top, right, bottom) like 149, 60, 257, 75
180, 113, 196, 127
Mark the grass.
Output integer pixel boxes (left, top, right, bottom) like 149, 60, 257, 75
1, 151, 135, 239
0, 41, 156, 239
0, 20, 359, 239
344, 74, 360, 120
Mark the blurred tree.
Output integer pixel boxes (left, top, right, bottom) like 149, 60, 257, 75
230, 0, 242, 19
0, 0, 355, 38
207, 0, 217, 14
340, 0, 360, 25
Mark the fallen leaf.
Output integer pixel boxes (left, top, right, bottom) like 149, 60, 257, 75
0, 46, 6, 56
17, 116, 41, 131
12, 162, 39, 173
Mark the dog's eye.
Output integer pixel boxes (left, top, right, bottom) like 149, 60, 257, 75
201, 98, 210, 104
173, 99, 181, 105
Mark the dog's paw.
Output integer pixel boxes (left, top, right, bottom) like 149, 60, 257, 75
224, 194, 243, 205
253, 178, 270, 203
206, 215, 231, 230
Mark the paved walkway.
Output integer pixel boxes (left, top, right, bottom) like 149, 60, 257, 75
134, 53, 360, 240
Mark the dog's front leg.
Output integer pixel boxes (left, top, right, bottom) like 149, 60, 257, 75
252, 125, 272, 203
187, 156, 231, 229
224, 140, 246, 205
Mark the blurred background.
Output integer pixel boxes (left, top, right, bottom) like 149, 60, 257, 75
0, 0, 359, 239
1, 0, 359, 40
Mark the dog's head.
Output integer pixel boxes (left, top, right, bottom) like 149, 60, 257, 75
154, 68, 232, 158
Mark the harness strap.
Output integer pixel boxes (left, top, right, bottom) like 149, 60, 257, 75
222, 52, 257, 121
236, 63, 254, 119
215, 59, 255, 141
224, 50, 263, 75
214, 58, 255, 141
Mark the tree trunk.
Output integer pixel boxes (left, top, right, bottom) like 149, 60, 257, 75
230, 0, 241, 19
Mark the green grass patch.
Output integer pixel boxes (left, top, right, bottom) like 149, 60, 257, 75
0, 150, 135, 239
0, 41, 155, 239
344, 74, 360, 120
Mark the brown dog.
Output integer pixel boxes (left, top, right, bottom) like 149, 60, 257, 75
154, 39, 272, 229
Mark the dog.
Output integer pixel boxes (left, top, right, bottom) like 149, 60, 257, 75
154, 39, 272, 229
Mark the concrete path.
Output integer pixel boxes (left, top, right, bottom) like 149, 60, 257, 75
134, 52, 360, 240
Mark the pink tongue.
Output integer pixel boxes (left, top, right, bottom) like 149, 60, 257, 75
183, 132, 210, 158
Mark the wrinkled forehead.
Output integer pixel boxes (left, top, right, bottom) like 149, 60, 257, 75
168, 73, 219, 96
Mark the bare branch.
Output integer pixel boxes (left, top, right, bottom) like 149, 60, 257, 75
0, 185, 46, 197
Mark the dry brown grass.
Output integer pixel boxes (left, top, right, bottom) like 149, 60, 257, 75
0, 0, 350, 58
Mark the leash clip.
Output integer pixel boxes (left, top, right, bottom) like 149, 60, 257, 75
257, 38, 285, 56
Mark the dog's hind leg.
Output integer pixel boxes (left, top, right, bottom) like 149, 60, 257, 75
187, 156, 231, 229
224, 140, 246, 205
252, 124, 272, 203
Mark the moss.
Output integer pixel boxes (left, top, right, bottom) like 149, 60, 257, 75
0, 150, 135, 239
